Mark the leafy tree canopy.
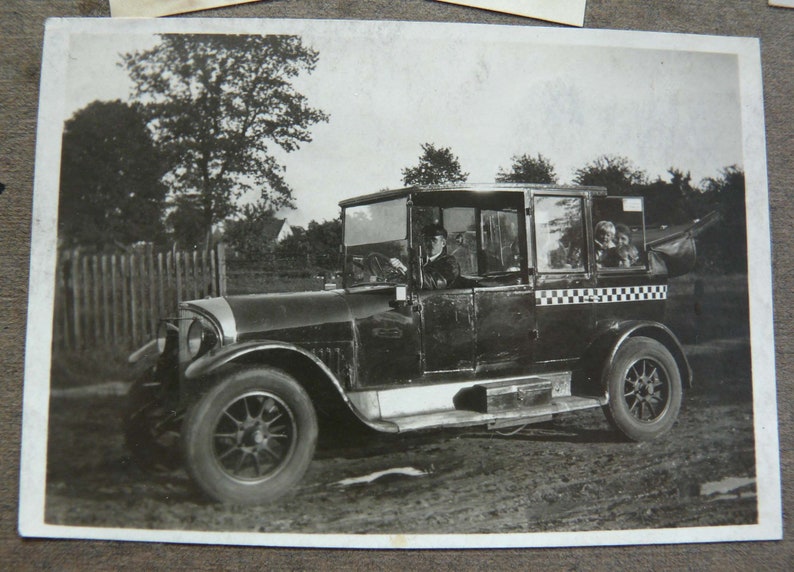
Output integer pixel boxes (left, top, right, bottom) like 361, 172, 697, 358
695, 165, 746, 273
167, 195, 212, 250
59, 100, 167, 252
276, 218, 342, 271
402, 143, 469, 186
496, 153, 558, 184
223, 201, 281, 259
573, 154, 647, 195
122, 34, 329, 245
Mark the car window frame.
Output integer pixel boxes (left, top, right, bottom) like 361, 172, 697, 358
531, 194, 589, 276
592, 196, 649, 274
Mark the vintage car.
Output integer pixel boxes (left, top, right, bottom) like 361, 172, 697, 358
127, 184, 698, 504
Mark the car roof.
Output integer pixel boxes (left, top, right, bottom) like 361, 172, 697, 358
339, 183, 608, 208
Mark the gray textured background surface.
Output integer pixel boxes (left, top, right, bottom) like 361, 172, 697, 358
1, 0, 791, 568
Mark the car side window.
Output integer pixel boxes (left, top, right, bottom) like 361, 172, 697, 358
442, 207, 477, 275
480, 209, 521, 274
592, 197, 646, 270
534, 196, 586, 273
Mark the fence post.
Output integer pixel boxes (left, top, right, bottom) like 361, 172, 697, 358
216, 243, 227, 296
57, 253, 70, 350
174, 248, 182, 306
157, 252, 165, 316
147, 244, 156, 336
129, 253, 137, 345
111, 254, 119, 347
101, 255, 110, 345
91, 255, 100, 343
192, 250, 199, 300
201, 249, 209, 298
70, 250, 81, 349
121, 254, 129, 345
165, 250, 172, 313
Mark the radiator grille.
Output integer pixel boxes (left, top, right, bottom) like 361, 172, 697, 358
309, 345, 350, 385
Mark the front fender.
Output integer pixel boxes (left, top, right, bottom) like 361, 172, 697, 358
183, 341, 398, 433
185, 341, 307, 380
128, 339, 158, 366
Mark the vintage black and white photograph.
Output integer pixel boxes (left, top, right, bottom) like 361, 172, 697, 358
19, 17, 780, 548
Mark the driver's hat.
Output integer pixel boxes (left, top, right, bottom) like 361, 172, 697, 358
422, 223, 447, 240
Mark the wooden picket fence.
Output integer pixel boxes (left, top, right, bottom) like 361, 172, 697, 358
54, 244, 227, 350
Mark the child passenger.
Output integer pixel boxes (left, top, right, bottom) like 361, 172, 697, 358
594, 220, 616, 265
603, 223, 640, 268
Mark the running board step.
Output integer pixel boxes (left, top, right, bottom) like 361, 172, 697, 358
384, 395, 606, 433
466, 378, 552, 414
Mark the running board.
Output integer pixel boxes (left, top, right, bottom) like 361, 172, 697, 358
384, 395, 606, 432
346, 372, 605, 433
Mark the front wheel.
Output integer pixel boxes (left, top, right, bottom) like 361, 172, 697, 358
603, 336, 682, 441
182, 366, 318, 504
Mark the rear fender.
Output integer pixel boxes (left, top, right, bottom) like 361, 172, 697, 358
583, 321, 693, 392
183, 341, 397, 433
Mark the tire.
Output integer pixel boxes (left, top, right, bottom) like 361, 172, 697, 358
123, 372, 183, 473
603, 336, 682, 442
181, 366, 318, 504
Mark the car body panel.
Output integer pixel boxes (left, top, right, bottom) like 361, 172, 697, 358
145, 183, 691, 435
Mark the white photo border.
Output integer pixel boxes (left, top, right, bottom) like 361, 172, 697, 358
19, 17, 781, 548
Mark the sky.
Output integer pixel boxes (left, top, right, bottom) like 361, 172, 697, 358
63, 20, 744, 229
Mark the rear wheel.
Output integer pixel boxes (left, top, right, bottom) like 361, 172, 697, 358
603, 336, 682, 441
182, 366, 318, 504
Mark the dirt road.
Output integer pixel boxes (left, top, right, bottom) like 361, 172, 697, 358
44, 340, 757, 535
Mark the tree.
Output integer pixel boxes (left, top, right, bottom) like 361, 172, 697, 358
573, 155, 646, 196
496, 153, 558, 184
637, 168, 697, 226
698, 165, 746, 273
122, 34, 329, 247
402, 143, 469, 186
58, 100, 167, 252
276, 218, 342, 270
223, 201, 281, 259
167, 195, 212, 250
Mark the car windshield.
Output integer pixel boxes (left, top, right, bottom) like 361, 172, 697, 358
343, 198, 409, 286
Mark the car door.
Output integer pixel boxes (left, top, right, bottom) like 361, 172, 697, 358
531, 194, 597, 364
419, 288, 475, 373
472, 208, 535, 373
592, 196, 666, 325
474, 284, 536, 372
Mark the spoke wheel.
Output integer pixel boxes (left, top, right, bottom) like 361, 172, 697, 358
622, 358, 669, 422
182, 367, 317, 504
211, 391, 297, 482
604, 336, 682, 441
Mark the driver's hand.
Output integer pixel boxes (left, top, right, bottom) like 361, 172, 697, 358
389, 258, 407, 273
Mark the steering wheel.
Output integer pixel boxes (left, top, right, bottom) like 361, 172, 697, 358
364, 252, 406, 282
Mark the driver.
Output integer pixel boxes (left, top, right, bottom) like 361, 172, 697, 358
390, 223, 460, 289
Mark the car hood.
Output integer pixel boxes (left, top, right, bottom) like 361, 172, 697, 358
185, 285, 398, 343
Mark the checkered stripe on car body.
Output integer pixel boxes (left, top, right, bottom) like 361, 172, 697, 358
535, 285, 667, 306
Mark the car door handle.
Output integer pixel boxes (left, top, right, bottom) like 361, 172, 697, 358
587, 295, 601, 302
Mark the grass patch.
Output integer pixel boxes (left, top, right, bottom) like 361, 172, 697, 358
665, 273, 749, 345
50, 346, 139, 389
